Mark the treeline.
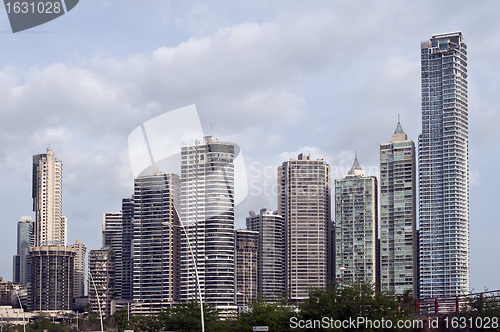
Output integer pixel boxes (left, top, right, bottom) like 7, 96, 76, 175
3, 283, 500, 332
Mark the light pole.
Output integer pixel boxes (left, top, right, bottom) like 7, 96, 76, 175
88, 270, 104, 332
162, 203, 205, 332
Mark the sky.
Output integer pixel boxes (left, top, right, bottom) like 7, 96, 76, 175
0, 0, 499, 293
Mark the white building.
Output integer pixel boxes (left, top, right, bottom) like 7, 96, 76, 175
180, 136, 236, 306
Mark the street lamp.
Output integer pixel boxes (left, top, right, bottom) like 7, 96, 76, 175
162, 203, 205, 332
88, 270, 104, 332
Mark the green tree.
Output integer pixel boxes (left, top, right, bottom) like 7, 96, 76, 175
159, 300, 229, 332
297, 281, 415, 332
115, 307, 131, 332
232, 296, 295, 332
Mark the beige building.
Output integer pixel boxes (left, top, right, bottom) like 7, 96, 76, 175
70, 239, 87, 299
88, 248, 115, 317
32, 149, 64, 247
278, 153, 331, 301
235, 230, 258, 305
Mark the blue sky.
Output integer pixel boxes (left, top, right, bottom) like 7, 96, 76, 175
0, 0, 499, 293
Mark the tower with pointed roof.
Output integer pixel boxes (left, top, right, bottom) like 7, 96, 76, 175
380, 119, 417, 296
335, 154, 378, 287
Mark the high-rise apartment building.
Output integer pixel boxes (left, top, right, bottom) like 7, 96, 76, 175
380, 121, 417, 296
180, 136, 236, 306
278, 153, 331, 301
33, 149, 64, 247
70, 239, 87, 299
121, 197, 134, 300
132, 171, 180, 314
235, 230, 258, 306
102, 212, 123, 299
13, 217, 34, 285
419, 32, 469, 297
28, 246, 76, 311
88, 248, 115, 317
246, 208, 284, 300
335, 156, 378, 287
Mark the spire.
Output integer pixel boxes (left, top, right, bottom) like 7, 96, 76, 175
348, 151, 363, 175
394, 114, 405, 134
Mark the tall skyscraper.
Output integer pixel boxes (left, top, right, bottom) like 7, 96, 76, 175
380, 121, 417, 296
88, 248, 115, 317
28, 246, 76, 311
103, 212, 123, 299
419, 32, 469, 297
13, 217, 34, 284
180, 136, 236, 306
246, 208, 284, 300
278, 153, 331, 301
132, 171, 180, 314
235, 229, 258, 306
121, 197, 134, 300
335, 156, 378, 287
32, 148, 64, 247
70, 239, 87, 299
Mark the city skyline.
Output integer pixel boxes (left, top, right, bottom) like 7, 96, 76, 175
0, 1, 499, 293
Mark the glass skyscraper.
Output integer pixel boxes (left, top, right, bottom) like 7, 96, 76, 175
380, 121, 417, 296
419, 32, 469, 298
335, 156, 378, 287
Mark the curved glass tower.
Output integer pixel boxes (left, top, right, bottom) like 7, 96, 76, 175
419, 31, 469, 298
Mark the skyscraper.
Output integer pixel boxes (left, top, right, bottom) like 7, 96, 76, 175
380, 121, 417, 296
121, 197, 134, 300
335, 156, 378, 287
278, 153, 331, 301
88, 248, 115, 317
180, 136, 236, 306
13, 217, 34, 285
102, 212, 123, 299
419, 32, 469, 297
132, 171, 180, 314
235, 229, 258, 306
28, 246, 76, 311
246, 208, 284, 300
70, 239, 87, 299
32, 148, 64, 247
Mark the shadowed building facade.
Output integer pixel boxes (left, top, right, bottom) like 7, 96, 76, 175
279, 153, 331, 301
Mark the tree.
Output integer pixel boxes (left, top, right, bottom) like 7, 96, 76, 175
297, 281, 415, 331
232, 296, 296, 332
159, 300, 229, 332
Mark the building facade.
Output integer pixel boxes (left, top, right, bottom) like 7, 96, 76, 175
32, 149, 64, 247
88, 248, 115, 317
380, 121, 417, 296
102, 212, 123, 299
13, 217, 34, 285
278, 153, 331, 301
235, 230, 258, 305
28, 246, 76, 311
180, 136, 236, 306
70, 239, 87, 299
335, 156, 378, 287
419, 31, 469, 297
121, 197, 134, 300
246, 208, 284, 300
132, 171, 180, 314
